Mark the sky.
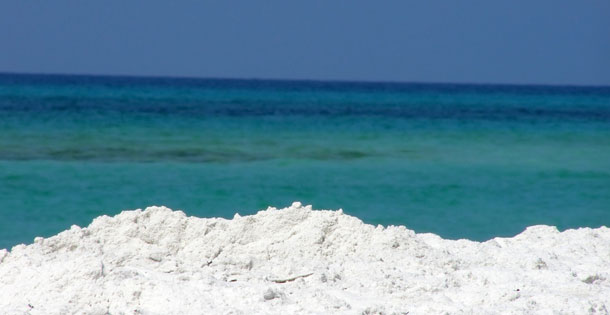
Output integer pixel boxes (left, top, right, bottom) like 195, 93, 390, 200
1, 1, 609, 86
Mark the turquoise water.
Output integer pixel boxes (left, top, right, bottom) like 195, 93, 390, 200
1, 74, 609, 249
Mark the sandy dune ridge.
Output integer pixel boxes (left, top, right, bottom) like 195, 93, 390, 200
1, 202, 608, 314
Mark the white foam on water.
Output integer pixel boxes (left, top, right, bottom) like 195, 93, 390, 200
1, 202, 609, 314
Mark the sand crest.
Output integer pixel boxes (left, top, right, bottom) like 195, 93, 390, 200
1, 202, 608, 314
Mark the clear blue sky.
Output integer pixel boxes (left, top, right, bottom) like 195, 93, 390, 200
1, 1, 609, 85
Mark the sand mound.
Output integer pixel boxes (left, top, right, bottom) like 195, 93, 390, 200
1, 202, 609, 314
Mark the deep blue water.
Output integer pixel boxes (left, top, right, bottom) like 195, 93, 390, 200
1, 73, 609, 249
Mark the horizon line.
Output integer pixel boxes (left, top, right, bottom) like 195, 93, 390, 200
1, 70, 609, 89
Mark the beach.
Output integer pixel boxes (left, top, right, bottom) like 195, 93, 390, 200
1, 75, 609, 314
2, 2, 609, 313
1, 203, 608, 314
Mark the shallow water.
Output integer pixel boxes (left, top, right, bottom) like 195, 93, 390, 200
1, 73, 609, 248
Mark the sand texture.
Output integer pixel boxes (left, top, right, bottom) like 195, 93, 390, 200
1, 203, 609, 314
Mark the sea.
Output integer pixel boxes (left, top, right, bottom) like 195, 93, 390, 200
1, 73, 609, 249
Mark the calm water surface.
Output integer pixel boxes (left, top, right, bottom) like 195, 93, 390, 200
1, 73, 609, 249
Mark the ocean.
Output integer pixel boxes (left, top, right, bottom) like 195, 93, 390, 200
1, 73, 609, 249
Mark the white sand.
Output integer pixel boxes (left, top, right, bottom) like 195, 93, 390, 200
1, 202, 609, 314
